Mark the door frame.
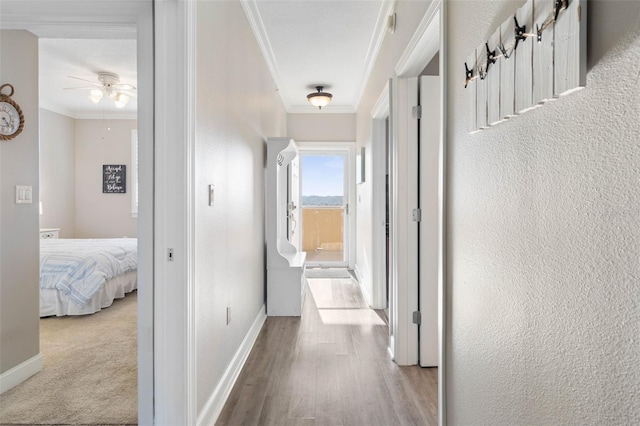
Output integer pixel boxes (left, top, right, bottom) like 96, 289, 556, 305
371, 0, 447, 424
297, 141, 356, 270
371, 81, 390, 311
0, 1, 154, 424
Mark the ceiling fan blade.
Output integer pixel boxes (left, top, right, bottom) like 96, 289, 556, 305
119, 89, 137, 98
114, 83, 137, 91
67, 75, 101, 85
63, 86, 101, 90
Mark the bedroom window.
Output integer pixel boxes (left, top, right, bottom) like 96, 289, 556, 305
131, 129, 138, 217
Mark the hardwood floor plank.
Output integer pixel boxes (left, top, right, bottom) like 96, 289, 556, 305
216, 273, 438, 426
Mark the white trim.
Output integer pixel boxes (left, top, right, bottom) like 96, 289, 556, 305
371, 80, 390, 311
371, 80, 390, 119
394, 1, 441, 77
390, 0, 442, 368
439, 2, 448, 424
352, 0, 397, 112
0, 353, 43, 394
296, 141, 357, 270
131, 129, 138, 217
154, 0, 197, 424
240, 0, 290, 109
39, 105, 137, 121
197, 306, 267, 426
354, 264, 372, 307
74, 112, 137, 120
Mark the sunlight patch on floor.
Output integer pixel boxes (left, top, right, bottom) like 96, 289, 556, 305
317, 308, 386, 326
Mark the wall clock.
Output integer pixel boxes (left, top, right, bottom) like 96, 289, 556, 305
0, 84, 25, 141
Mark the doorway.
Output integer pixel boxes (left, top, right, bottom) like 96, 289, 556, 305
301, 153, 347, 265
0, 2, 153, 424
297, 142, 356, 269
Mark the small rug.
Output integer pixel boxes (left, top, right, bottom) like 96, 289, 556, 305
305, 268, 353, 279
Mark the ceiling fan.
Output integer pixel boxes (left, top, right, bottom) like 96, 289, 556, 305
65, 72, 136, 108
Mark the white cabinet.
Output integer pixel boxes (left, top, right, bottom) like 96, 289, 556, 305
40, 228, 60, 239
266, 137, 306, 316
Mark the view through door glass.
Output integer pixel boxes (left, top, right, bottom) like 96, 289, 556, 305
301, 154, 346, 265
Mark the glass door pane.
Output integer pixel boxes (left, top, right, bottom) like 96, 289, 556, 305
301, 154, 346, 265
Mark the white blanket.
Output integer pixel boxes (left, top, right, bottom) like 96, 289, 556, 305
40, 238, 137, 308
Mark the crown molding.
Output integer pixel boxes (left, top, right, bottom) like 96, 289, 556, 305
240, 0, 292, 110
40, 105, 137, 120
353, 0, 396, 112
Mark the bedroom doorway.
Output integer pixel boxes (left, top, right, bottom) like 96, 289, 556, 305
0, 2, 153, 425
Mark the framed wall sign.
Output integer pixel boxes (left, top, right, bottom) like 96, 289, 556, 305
103, 164, 126, 193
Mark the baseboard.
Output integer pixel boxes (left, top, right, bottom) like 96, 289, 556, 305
0, 353, 43, 394
197, 305, 267, 426
354, 264, 373, 307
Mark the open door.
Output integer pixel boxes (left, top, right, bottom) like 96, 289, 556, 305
418, 75, 440, 367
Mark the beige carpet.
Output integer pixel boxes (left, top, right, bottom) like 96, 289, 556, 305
0, 292, 138, 425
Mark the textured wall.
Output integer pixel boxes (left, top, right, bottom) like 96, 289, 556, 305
39, 109, 76, 237
446, 1, 640, 423
0, 30, 40, 374
74, 119, 137, 238
195, 0, 287, 413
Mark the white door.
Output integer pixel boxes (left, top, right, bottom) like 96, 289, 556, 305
418, 75, 440, 367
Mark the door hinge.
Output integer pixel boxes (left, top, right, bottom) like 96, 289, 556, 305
412, 208, 422, 222
345, 203, 349, 215
412, 105, 422, 119
413, 311, 421, 325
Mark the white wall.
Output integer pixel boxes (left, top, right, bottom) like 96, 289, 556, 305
287, 113, 355, 142
39, 109, 76, 237
75, 119, 137, 238
446, 1, 640, 423
0, 30, 40, 374
194, 0, 287, 415
354, 1, 431, 304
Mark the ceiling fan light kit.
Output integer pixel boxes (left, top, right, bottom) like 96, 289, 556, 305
67, 71, 135, 109
307, 86, 333, 110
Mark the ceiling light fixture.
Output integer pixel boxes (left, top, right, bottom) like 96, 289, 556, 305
307, 86, 333, 110
66, 72, 134, 109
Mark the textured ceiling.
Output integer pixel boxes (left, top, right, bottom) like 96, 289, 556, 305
246, 0, 392, 113
36, 0, 391, 117
39, 38, 137, 119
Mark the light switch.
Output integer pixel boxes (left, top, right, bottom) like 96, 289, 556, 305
15, 185, 33, 204
208, 184, 215, 206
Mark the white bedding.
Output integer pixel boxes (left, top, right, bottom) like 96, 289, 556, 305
40, 238, 137, 317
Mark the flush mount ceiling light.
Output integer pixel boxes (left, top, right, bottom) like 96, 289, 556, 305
65, 72, 136, 109
307, 86, 333, 110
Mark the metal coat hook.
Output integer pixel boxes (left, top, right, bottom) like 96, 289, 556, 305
537, 0, 569, 43
485, 42, 497, 73
464, 62, 475, 88
513, 16, 528, 51
478, 66, 487, 81
498, 43, 512, 60
555, 0, 568, 22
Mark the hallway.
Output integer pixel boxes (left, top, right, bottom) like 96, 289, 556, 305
217, 273, 438, 425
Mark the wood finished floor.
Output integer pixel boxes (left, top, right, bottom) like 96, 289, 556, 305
217, 275, 438, 426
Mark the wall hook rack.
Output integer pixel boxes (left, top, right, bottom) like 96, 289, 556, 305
463, 0, 587, 133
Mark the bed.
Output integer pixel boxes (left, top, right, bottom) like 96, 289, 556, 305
39, 238, 137, 317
